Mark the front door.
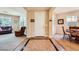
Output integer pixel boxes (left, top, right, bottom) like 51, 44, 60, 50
34, 11, 46, 36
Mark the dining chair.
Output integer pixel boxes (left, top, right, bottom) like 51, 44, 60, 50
69, 28, 77, 41
75, 29, 79, 41
62, 26, 70, 39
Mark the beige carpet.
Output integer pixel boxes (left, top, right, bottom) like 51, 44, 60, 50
0, 34, 26, 51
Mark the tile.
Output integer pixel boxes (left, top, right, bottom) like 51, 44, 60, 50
24, 38, 56, 51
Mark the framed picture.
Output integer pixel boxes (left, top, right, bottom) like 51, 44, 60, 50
58, 19, 64, 24
30, 19, 35, 22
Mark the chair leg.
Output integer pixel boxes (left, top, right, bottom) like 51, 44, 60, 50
63, 35, 65, 39
67, 34, 70, 39
63, 35, 69, 40
68, 35, 70, 39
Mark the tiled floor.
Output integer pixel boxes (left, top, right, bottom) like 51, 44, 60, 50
23, 37, 56, 51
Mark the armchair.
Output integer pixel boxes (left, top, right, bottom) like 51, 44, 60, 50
15, 27, 26, 37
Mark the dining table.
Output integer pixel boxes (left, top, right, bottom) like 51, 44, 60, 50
66, 28, 79, 41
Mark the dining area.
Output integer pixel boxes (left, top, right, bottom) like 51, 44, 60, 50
62, 26, 79, 42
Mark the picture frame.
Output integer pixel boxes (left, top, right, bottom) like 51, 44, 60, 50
30, 19, 35, 22
58, 19, 64, 24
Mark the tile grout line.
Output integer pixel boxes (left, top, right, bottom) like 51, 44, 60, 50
21, 37, 58, 51
20, 39, 30, 51
13, 38, 27, 51
49, 38, 59, 51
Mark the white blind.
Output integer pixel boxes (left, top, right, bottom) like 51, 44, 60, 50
66, 16, 78, 26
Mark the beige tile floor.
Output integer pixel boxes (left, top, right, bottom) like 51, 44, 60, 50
24, 38, 56, 51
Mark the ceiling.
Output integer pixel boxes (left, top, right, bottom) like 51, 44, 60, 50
54, 7, 79, 14
0, 7, 26, 16
25, 7, 51, 11
1, 7, 79, 16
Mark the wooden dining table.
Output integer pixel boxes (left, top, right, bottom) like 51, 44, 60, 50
66, 27, 79, 41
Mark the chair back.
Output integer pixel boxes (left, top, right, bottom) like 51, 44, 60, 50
62, 26, 66, 34
69, 27, 77, 37
20, 27, 26, 33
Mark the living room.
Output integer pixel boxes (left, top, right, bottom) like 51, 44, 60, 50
0, 7, 27, 51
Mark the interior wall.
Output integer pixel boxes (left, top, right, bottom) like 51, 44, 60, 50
45, 11, 49, 36
27, 11, 34, 37
49, 8, 53, 38
27, 10, 49, 37
52, 12, 57, 36
55, 10, 79, 34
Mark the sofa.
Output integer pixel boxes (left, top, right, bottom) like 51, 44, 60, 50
0, 26, 12, 35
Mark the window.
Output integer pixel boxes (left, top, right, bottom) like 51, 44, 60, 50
19, 16, 26, 27
66, 16, 78, 26
0, 17, 12, 26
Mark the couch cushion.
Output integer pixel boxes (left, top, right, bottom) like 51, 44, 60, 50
0, 27, 2, 31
